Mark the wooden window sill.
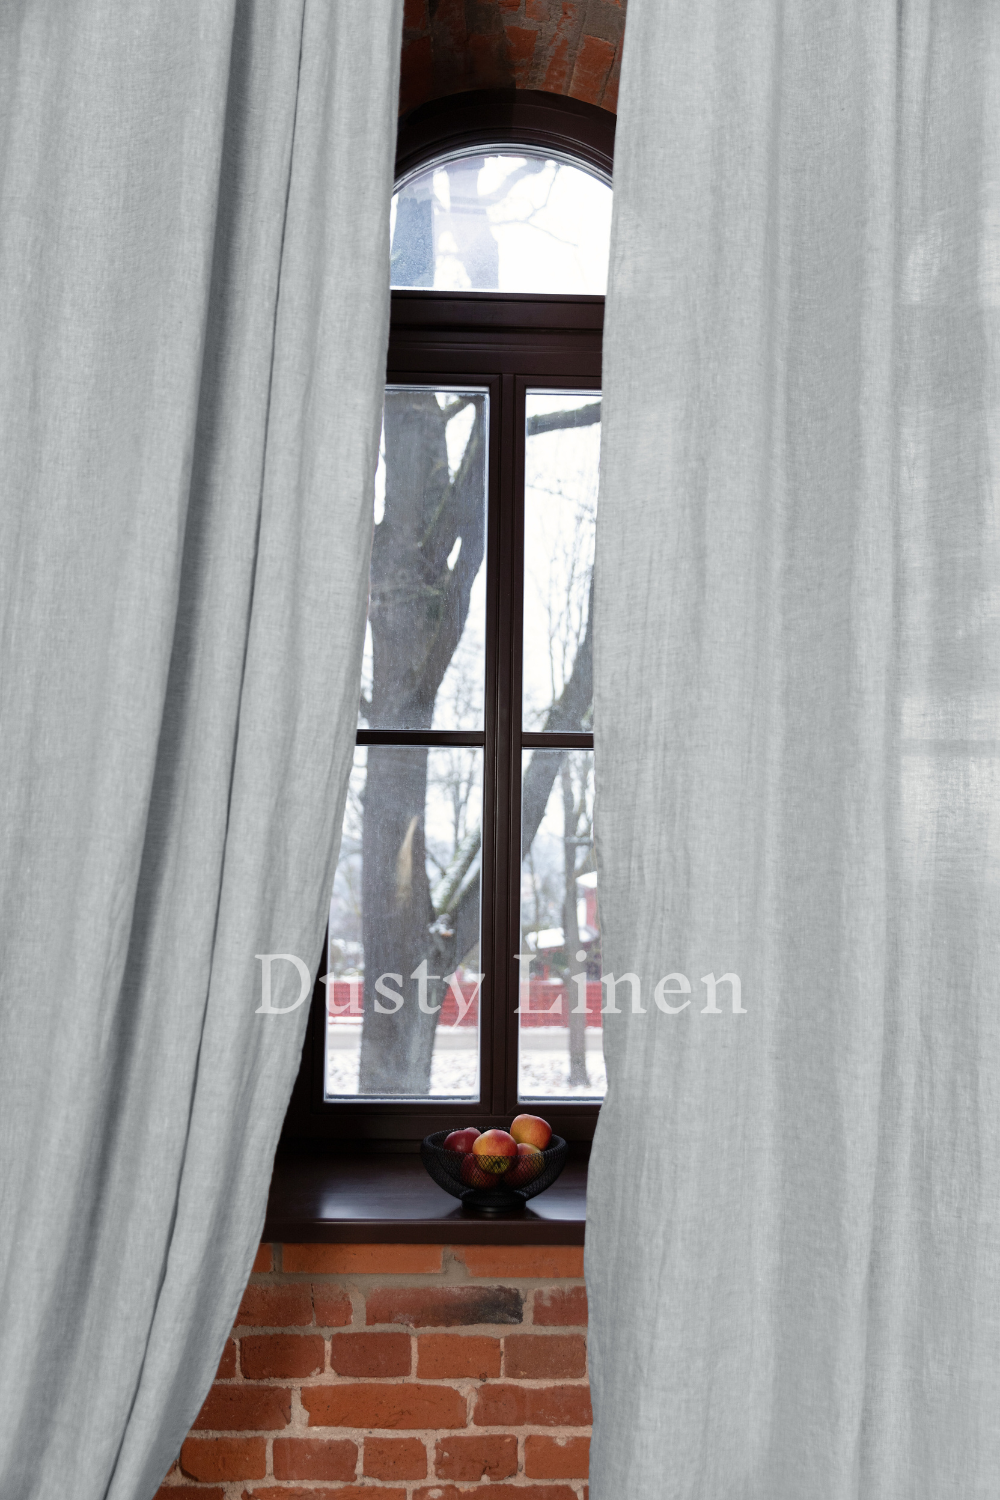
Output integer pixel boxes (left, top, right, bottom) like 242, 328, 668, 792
264, 1149, 587, 1246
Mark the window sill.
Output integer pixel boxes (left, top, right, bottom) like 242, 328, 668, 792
264, 1148, 587, 1246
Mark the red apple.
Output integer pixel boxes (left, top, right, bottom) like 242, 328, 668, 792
471, 1128, 518, 1173
505, 1142, 545, 1187
443, 1127, 481, 1153
510, 1114, 552, 1150
460, 1152, 496, 1188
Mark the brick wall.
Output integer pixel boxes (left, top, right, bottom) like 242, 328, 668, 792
400, 0, 625, 116
156, 1242, 591, 1500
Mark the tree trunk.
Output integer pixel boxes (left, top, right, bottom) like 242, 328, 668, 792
358, 391, 483, 1094
358, 744, 454, 1094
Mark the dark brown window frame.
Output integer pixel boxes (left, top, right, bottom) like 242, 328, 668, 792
280, 91, 614, 1150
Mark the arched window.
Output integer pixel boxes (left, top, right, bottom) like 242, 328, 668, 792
390, 150, 611, 293
286, 91, 614, 1147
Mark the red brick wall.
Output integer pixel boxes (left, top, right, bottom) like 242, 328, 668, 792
400, 0, 625, 116
156, 1242, 591, 1500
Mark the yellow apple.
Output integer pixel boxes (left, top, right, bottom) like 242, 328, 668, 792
510, 1114, 552, 1150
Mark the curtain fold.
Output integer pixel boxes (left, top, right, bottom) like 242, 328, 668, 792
589, 2, 1000, 1496
0, 3, 402, 1496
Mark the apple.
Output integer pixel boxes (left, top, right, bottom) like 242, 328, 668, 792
505, 1142, 545, 1188
510, 1113, 552, 1150
443, 1127, 481, 1153
472, 1128, 518, 1173
460, 1153, 496, 1188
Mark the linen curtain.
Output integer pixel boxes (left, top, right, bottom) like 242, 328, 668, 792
0, 3, 401, 1496
589, 3, 1000, 1496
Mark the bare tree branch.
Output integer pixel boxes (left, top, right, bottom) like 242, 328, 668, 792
521, 571, 595, 855
526, 403, 601, 438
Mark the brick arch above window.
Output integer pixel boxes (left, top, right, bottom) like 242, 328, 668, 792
400, 0, 625, 117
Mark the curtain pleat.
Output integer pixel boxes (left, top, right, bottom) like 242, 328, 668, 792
0, 4, 402, 1496
589, 3, 1000, 1496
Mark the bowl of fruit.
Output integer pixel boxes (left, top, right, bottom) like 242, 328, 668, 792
421, 1115, 567, 1214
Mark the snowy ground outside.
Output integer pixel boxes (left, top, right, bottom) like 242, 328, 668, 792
326, 1021, 606, 1103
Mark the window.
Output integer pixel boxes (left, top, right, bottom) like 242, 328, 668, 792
390, 151, 611, 293
283, 92, 614, 1146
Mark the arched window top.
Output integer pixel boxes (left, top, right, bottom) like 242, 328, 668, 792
390, 147, 612, 295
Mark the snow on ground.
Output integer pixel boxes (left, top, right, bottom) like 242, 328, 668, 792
326, 1023, 606, 1103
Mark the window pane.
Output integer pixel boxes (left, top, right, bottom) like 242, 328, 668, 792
360, 388, 487, 731
327, 745, 482, 1100
390, 151, 612, 294
522, 393, 600, 731
519, 748, 605, 1101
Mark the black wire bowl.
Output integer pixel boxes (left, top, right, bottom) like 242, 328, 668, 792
421, 1130, 568, 1214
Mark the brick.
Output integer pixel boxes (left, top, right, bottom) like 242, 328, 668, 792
466, 29, 509, 87
283, 1243, 443, 1274
329, 1332, 411, 1378
179, 1436, 265, 1482
577, 0, 624, 39
249, 1491, 403, 1500
153, 1489, 225, 1500
235, 1284, 312, 1328
504, 23, 538, 84
313, 1285, 353, 1327
542, 34, 571, 91
525, 1434, 591, 1478
240, 1332, 324, 1380
364, 1436, 428, 1480
533, 1286, 588, 1326
432, 0, 467, 59
415, 1487, 578, 1500
459, 1246, 584, 1279
435, 1433, 518, 1481
192, 1384, 291, 1432
417, 1334, 501, 1380
214, 1338, 237, 1379
541, 0, 581, 93
303, 1382, 466, 1430
367, 1285, 523, 1328
252, 1244, 272, 1273
272, 1436, 357, 1481
529, 1383, 593, 1427
473, 1383, 592, 1428
471, 1381, 528, 1427
505, 1333, 587, 1379
568, 32, 616, 105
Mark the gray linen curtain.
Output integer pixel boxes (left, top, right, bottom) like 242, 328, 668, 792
0, 4, 401, 1496
589, 2, 1000, 1496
